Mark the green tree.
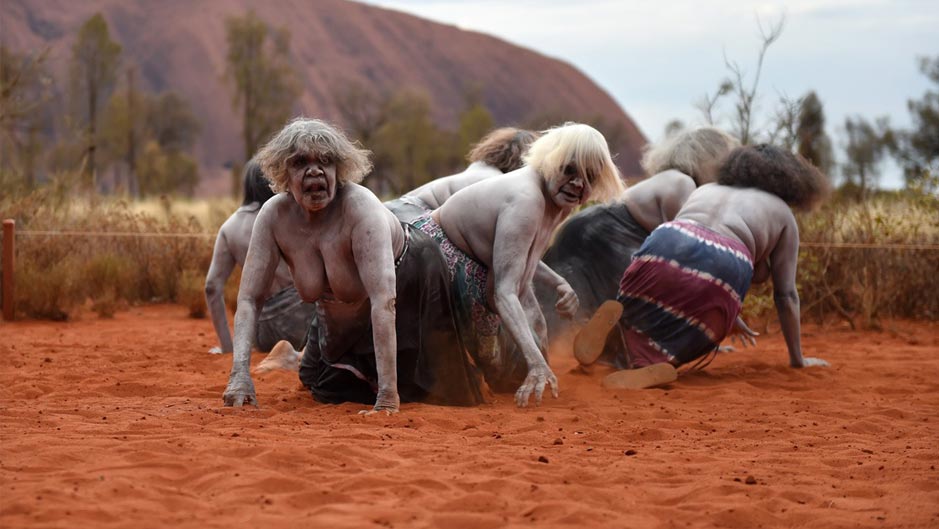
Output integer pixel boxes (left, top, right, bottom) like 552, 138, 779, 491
101, 68, 147, 195
333, 80, 389, 145
372, 91, 450, 194
136, 140, 199, 196
101, 78, 201, 196
796, 91, 833, 174
69, 13, 122, 190
147, 92, 201, 153
456, 88, 494, 161
224, 11, 299, 167
894, 56, 939, 193
841, 116, 893, 200
0, 45, 52, 191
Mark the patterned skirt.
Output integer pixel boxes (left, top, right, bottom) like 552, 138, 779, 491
616, 220, 754, 367
412, 214, 527, 392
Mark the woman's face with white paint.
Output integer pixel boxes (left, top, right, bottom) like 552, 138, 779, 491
286, 150, 338, 212
548, 162, 594, 208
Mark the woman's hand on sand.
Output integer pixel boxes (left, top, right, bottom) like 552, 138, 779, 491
791, 356, 830, 368
555, 283, 579, 320
223, 371, 258, 407
801, 357, 830, 367
359, 389, 401, 416
515, 365, 559, 407
730, 317, 759, 348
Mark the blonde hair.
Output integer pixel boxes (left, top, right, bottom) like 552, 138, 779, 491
256, 117, 373, 193
523, 122, 624, 203
467, 127, 539, 173
640, 127, 739, 185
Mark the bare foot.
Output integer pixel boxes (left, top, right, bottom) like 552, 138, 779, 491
253, 341, 301, 374
602, 363, 677, 390
574, 300, 622, 366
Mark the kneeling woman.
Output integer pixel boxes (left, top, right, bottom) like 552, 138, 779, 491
575, 144, 830, 389
222, 118, 483, 413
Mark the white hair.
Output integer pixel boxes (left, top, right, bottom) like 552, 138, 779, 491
524, 122, 624, 203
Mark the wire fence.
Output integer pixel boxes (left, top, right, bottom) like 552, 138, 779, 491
4, 229, 939, 250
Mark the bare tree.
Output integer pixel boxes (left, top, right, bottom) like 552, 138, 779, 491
697, 14, 785, 144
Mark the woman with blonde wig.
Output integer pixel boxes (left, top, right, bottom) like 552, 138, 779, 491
413, 122, 624, 406
222, 118, 483, 414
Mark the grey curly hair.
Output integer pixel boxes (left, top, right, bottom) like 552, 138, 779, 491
640, 127, 739, 184
256, 117, 373, 193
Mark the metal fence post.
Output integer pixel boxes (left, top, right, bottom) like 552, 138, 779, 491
2, 219, 14, 321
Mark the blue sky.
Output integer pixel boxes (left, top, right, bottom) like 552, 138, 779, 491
358, 0, 938, 188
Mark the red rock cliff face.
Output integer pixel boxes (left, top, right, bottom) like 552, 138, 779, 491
3, 0, 647, 193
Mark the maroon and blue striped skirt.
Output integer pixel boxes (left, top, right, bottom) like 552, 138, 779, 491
616, 220, 754, 367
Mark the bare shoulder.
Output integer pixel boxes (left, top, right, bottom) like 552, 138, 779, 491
341, 183, 383, 211
653, 169, 696, 187
253, 193, 293, 229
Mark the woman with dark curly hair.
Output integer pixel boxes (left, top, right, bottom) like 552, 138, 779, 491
574, 144, 830, 389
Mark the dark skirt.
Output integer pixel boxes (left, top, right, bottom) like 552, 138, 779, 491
255, 286, 315, 352
538, 202, 650, 367
384, 195, 433, 225
412, 214, 528, 393
615, 220, 754, 367
298, 226, 484, 407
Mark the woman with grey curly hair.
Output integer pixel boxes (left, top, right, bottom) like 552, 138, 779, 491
538, 127, 739, 353
222, 118, 483, 414
575, 144, 831, 390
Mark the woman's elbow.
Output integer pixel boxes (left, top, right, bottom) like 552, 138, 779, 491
204, 280, 222, 299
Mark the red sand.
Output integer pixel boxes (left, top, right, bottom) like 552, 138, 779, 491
1, 305, 937, 528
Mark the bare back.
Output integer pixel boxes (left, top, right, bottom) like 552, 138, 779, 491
621, 170, 698, 233
434, 167, 562, 290
676, 184, 798, 292
407, 162, 503, 210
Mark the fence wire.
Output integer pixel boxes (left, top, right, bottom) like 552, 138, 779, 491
4, 230, 938, 250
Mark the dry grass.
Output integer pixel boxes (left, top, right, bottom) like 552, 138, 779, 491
742, 192, 939, 329
1, 182, 224, 320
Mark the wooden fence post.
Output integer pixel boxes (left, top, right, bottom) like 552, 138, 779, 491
2, 219, 13, 321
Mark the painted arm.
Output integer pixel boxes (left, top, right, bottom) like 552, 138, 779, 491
534, 262, 578, 319
351, 216, 400, 414
491, 204, 559, 407
770, 218, 827, 368
223, 210, 280, 407
520, 282, 548, 356
205, 229, 236, 354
